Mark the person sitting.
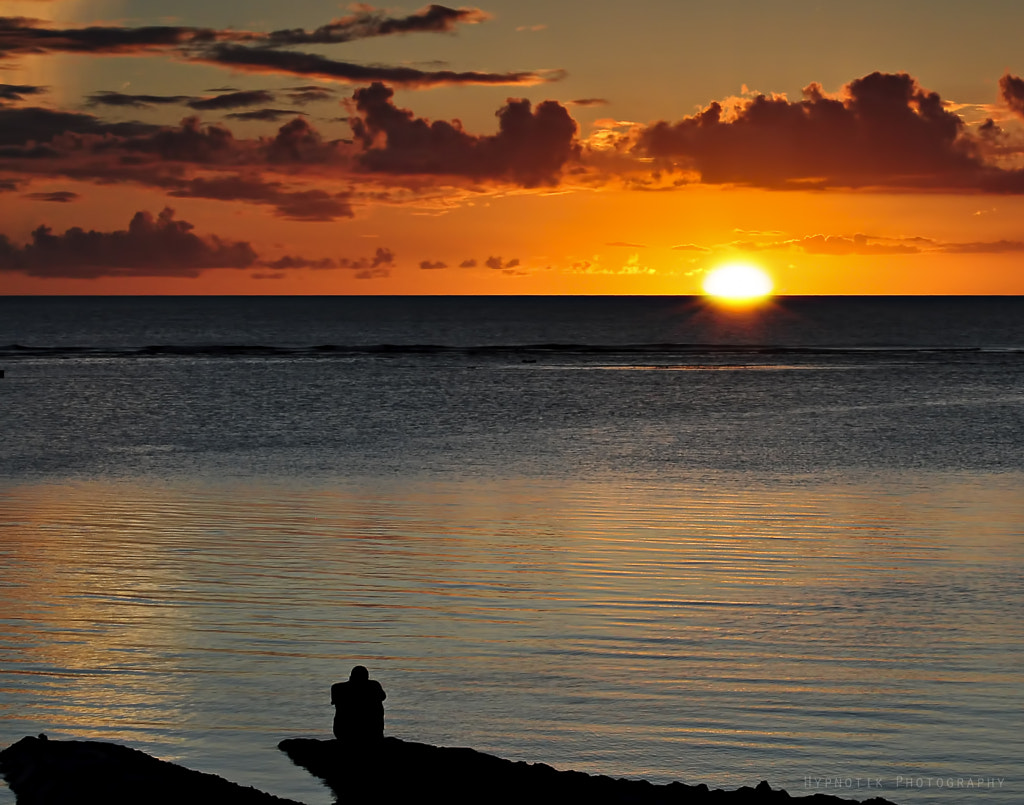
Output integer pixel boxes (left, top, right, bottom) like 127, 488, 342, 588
331, 665, 386, 745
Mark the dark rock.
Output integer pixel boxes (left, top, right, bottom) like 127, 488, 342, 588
278, 737, 900, 805
0, 735, 303, 805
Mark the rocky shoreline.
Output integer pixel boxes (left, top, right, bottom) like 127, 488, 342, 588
0, 735, 302, 805
1, 733, 900, 805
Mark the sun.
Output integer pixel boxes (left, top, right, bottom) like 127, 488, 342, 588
702, 262, 774, 303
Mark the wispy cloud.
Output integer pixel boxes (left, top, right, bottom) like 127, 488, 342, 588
167, 175, 353, 221
253, 5, 490, 47
24, 189, 77, 202
732, 231, 1024, 255
737, 233, 923, 255
87, 91, 191, 109
0, 82, 46, 104
225, 108, 306, 122
0, 10, 560, 88
194, 45, 563, 88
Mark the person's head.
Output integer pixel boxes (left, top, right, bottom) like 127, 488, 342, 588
349, 665, 369, 682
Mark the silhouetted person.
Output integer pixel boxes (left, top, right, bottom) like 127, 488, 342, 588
331, 665, 386, 746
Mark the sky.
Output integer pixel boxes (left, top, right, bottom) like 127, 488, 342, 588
3, 0, 1024, 294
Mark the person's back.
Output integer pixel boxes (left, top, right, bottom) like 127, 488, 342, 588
331, 665, 386, 745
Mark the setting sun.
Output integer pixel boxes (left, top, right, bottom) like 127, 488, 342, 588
702, 263, 775, 302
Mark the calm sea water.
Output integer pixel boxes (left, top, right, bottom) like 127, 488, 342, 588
0, 296, 1022, 804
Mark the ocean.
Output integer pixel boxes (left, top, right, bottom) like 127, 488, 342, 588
0, 296, 1021, 804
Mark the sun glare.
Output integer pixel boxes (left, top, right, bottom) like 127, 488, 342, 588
702, 262, 774, 303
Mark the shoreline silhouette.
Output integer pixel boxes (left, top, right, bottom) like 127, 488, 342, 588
0, 733, 901, 805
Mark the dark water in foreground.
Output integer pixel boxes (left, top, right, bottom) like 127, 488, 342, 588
0, 296, 1021, 804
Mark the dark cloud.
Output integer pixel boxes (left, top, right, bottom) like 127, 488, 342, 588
606, 240, 644, 247
971, 168, 1024, 193
50, 114, 343, 167
166, 175, 353, 221
259, 255, 337, 269
225, 108, 305, 122
25, 190, 77, 202
569, 98, 608, 107
485, 255, 519, 270
0, 207, 256, 277
113, 116, 238, 162
338, 246, 394, 270
977, 118, 1004, 142
998, 73, 1024, 120
87, 86, 302, 119
0, 16, 219, 56
88, 87, 273, 114
0, 87, 587, 218
0, 180, 18, 191
0, 106, 157, 147
264, 116, 344, 163
353, 267, 389, 279
256, 5, 489, 48
87, 91, 190, 108
635, 72, 980, 190
459, 258, 476, 268
0, 113, 355, 218
88, 87, 279, 113
419, 259, 446, 269
0, 83, 45, 103
0, 6, 489, 59
86, 87, 303, 121
1, 13, 560, 91
250, 271, 284, 280
187, 90, 275, 111
285, 86, 335, 105
197, 44, 561, 88
351, 82, 578, 186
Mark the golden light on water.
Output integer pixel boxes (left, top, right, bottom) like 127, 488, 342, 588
702, 262, 774, 303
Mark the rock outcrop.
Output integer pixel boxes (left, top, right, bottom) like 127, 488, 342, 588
0, 735, 303, 805
279, 736, 900, 805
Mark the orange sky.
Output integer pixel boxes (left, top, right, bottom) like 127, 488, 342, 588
2, 1, 1024, 294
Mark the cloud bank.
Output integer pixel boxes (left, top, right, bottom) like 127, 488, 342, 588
351, 82, 578, 186
0, 207, 256, 277
633, 72, 983, 190
6, 70, 1024, 240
